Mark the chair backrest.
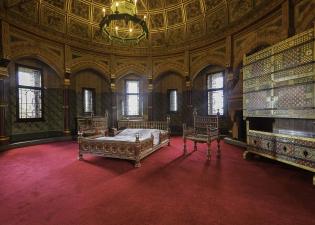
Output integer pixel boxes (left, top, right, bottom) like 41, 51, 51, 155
193, 108, 219, 135
118, 116, 170, 131
77, 112, 109, 134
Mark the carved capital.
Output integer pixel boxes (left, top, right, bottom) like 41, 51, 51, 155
64, 78, 70, 86
65, 67, 71, 75
0, 58, 10, 67
0, 58, 10, 78
148, 83, 153, 91
111, 83, 116, 91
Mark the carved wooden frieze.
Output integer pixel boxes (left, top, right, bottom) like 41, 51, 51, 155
44, 0, 66, 9
71, 0, 90, 20
69, 18, 90, 39
191, 43, 226, 65
8, 0, 38, 23
148, 0, 164, 10
41, 6, 66, 33
167, 7, 183, 26
294, 0, 315, 33
151, 32, 165, 47
93, 0, 110, 4
93, 6, 103, 24
150, 13, 165, 30
165, 0, 180, 6
2, 0, 283, 52
185, 0, 202, 21
206, 6, 227, 33
204, 0, 224, 11
1, 22, 11, 59
167, 27, 185, 45
152, 55, 185, 78
229, 0, 253, 22
92, 26, 111, 44
187, 20, 205, 40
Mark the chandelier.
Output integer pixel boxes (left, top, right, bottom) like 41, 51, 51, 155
99, 0, 149, 44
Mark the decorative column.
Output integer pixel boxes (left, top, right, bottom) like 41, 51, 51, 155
0, 58, 10, 145
63, 69, 71, 135
185, 75, 192, 107
282, 0, 295, 38
148, 76, 153, 120
110, 76, 117, 128
185, 74, 193, 125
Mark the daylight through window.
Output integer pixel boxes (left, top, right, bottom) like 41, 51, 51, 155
125, 80, 140, 116
207, 72, 224, 115
169, 89, 178, 112
83, 88, 95, 113
17, 66, 43, 120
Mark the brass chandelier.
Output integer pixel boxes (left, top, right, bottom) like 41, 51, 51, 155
99, 0, 149, 44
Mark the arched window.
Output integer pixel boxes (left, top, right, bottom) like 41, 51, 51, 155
207, 72, 224, 115
125, 80, 140, 116
82, 88, 95, 114
168, 89, 178, 112
16, 65, 43, 121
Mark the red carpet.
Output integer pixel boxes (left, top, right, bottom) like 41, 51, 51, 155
0, 137, 314, 225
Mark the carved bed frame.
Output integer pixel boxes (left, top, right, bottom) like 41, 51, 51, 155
78, 117, 170, 167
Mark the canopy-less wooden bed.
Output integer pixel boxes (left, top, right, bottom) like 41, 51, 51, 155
78, 118, 170, 167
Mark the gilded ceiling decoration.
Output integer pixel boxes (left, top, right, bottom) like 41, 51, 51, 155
5, 0, 270, 48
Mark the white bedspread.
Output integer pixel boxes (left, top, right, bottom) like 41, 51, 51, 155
95, 129, 163, 145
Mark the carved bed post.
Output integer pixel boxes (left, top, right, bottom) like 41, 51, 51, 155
134, 133, 141, 168
193, 108, 198, 152
183, 123, 187, 154
152, 133, 155, 147
167, 115, 171, 146
193, 107, 197, 132
77, 130, 83, 160
207, 125, 211, 160
216, 110, 221, 158
104, 110, 109, 136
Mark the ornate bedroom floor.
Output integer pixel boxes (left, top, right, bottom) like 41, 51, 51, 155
0, 137, 314, 225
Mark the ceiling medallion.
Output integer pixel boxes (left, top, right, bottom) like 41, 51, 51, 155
99, 0, 148, 44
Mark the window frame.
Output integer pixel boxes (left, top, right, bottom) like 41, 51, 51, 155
15, 64, 44, 122
168, 89, 178, 113
207, 71, 225, 116
82, 87, 96, 115
124, 79, 140, 117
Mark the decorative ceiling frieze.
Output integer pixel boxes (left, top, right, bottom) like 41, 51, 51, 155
5, 0, 278, 50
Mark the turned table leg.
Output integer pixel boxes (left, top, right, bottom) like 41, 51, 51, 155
217, 138, 221, 158
183, 137, 187, 155
78, 153, 83, 160
207, 142, 211, 161
243, 150, 251, 160
135, 160, 141, 168
194, 141, 197, 151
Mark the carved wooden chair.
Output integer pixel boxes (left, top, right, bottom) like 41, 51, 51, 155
183, 108, 220, 160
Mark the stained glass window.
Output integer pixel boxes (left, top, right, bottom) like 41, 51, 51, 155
125, 80, 140, 116
17, 66, 43, 120
169, 89, 178, 112
207, 72, 224, 115
83, 88, 95, 113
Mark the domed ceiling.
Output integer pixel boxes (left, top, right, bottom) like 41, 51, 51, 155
5, 0, 268, 49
